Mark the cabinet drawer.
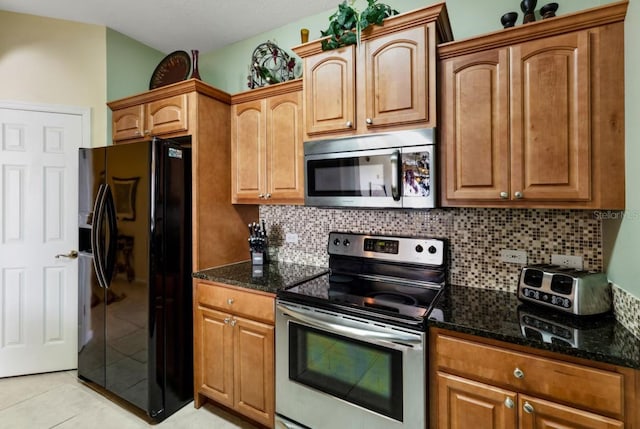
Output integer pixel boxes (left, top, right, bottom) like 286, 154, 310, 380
196, 281, 274, 323
434, 334, 624, 418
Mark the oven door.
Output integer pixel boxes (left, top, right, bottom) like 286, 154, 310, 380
275, 300, 426, 429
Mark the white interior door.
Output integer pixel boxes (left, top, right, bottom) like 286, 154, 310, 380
0, 102, 89, 377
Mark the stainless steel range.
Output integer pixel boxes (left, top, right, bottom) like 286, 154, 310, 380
275, 232, 447, 429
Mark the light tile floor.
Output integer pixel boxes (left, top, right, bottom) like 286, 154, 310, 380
0, 370, 258, 429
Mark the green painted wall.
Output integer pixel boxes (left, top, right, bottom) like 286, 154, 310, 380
105, 28, 164, 143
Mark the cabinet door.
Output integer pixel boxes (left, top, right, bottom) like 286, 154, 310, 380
231, 100, 266, 203
510, 31, 591, 202
518, 395, 623, 429
146, 94, 188, 137
234, 316, 275, 428
364, 25, 430, 129
437, 372, 517, 429
194, 307, 235, 409
304, 45, 356, 136
112, 105, 145, 142
266, 91, 304, 203
441, 48, 510, 202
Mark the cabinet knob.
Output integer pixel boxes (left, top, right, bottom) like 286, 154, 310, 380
227, 298, 234, 305
346, 121, 353, 128
224, 317, 230, 324
230, 318, 237, 327
144, 130, 150, 135
258, 194, 264, 199
366, 118, 373, 125
513, 368, 525, 379
500, 192, 508, 199
514, 191, 523, 199
523, 402, 535, 414
265, 193, 271, 199
504, 397, 515, 409
134, 131, 142, 136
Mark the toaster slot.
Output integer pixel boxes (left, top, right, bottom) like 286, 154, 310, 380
550, 274, 574, 295
523, 269, 544, 287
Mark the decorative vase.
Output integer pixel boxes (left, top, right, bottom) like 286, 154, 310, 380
300, 28, 310, 44
540, 2, 559, 19
520, 0, 537, 24
500, 11, 519, 28
190, 49, 201, 80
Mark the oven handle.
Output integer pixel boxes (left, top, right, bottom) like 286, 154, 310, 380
277, 303, 423, 348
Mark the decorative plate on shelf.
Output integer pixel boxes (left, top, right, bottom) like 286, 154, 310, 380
149, 50, 191, 90
247, 41, 297, 89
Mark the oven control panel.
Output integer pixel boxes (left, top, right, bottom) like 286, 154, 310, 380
328, 232, 445, 266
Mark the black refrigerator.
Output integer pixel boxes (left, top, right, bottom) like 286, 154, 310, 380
77, 137, 193, 421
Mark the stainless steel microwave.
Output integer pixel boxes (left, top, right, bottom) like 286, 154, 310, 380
304, 129, 436, 208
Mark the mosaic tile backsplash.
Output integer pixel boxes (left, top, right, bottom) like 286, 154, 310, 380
259, 205, 640, 338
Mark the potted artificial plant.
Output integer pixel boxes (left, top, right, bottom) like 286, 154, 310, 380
321, 0, 399, 51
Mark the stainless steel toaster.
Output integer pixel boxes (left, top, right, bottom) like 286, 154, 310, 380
518, 264, 612, 315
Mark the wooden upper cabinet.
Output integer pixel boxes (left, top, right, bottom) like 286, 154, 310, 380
439, 1, 627, 209
304, 46, 356, 135
364, 25, 431, 129
510, 31, 591, 202
232, 100, 265, 202
442, 48, 510, 202
146, 94, 188, 136
111, 94, 187, 142
231, 80, 304, 205
112, 104, 145, 141
293, 3, 452, 139
266, 91, 304, 202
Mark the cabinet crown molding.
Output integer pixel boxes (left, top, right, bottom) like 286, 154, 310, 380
107, 78, 232, 110
438, 0, 628, 59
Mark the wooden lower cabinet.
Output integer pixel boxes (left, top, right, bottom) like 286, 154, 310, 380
194, 280, 275, 428
430, 329, 637, 429
437, 372, 622, 429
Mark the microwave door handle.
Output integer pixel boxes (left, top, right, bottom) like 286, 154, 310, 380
390, 150, 401, 201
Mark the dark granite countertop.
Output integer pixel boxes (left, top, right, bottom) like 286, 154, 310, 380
429, 284, 640, 370
193, 261, 329, 295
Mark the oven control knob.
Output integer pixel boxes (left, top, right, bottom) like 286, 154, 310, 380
333, 238, 341, 246
343, 239, 350, 247
415, 245, 424, 253
428, 246, 437, 254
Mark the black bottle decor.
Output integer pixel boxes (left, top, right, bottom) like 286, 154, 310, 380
521, 0, 537, 24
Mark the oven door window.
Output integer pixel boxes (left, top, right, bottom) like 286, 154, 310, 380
288, 322, 403, 421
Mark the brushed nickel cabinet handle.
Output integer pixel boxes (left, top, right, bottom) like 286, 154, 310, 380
366, 118, 373, 125
227, 298, 234, 305
504, 397, 514, 409
514, 191, 523, 199
346, 121, 353, 128
500, 192, 508, 199
230, 319, 237, 327
513, 368, 524, 379
523, 402, 535, 414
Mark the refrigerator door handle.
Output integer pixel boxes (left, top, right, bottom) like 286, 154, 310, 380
102, 184, 119, 288
92, 184, 108, 289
